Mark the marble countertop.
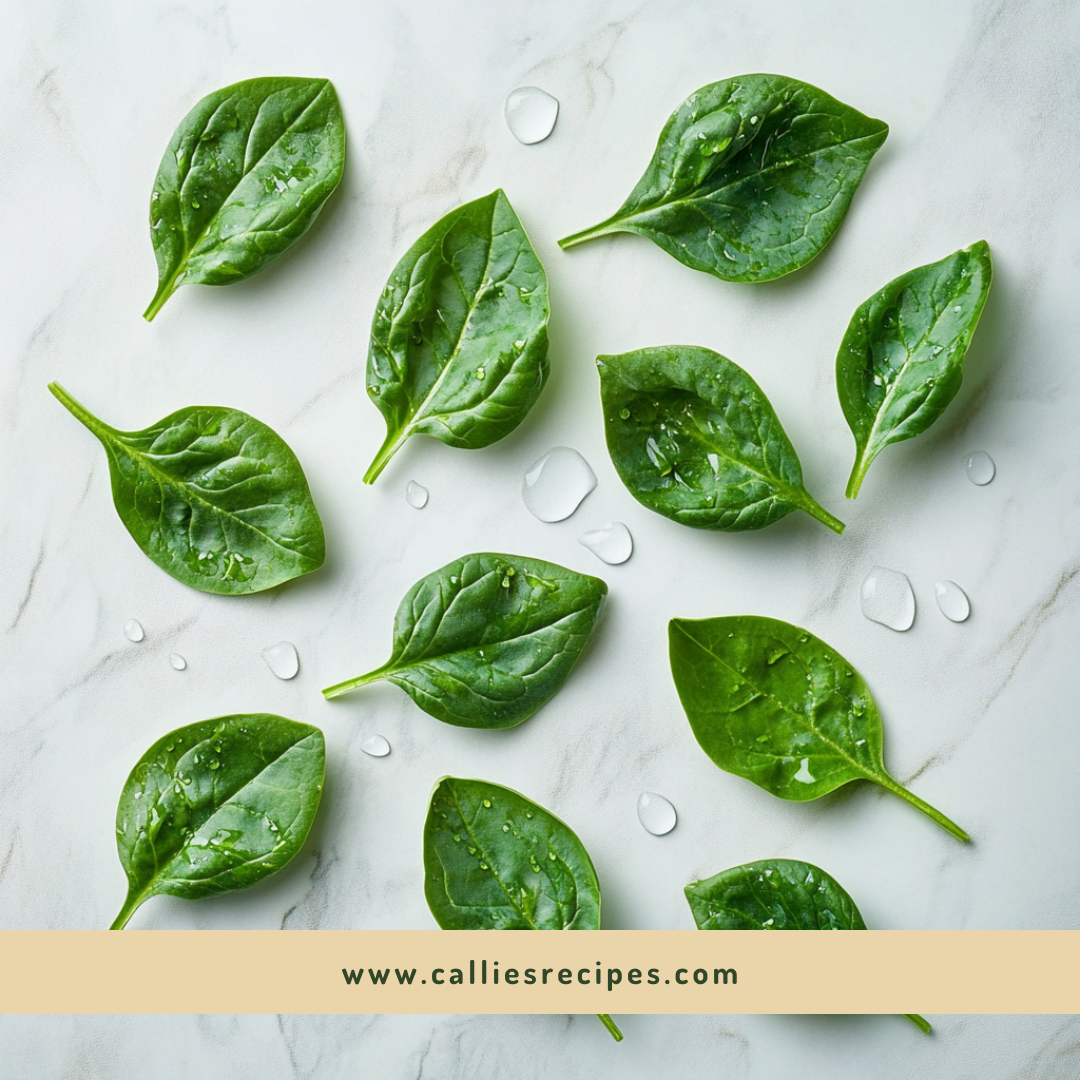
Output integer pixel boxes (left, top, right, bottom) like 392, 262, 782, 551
2, 0, 1077, 1076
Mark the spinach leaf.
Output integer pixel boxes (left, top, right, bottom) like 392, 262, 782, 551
837, 242, 993, 497
668, 615, 969, 841
323, 553, 606, 728
424, 776, 622, 1041
364, 190, 549, 483
598, 347, 844, 533
111, 714, 325, 929
685, 858, 930, 1032
145, 76, 345, 321
559, 74, 887, 282
49, 383, 325, 595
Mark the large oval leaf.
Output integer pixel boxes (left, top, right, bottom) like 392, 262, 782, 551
145, 76, 345, 320
364, 190, 549, 483
685, 858, 867, 930
423, 776, 601, 930
598, 346, 844, 532
668, 615, 968, 841
837, 242, 993, 496
322, 554, 606, 728
560, 74, 887, 282
111, 714, 325, 928
49, 383, 325, 594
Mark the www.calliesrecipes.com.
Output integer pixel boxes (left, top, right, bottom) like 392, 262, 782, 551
342, 960, 737, 991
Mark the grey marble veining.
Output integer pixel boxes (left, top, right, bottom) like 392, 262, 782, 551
2, 0, 1078, 1075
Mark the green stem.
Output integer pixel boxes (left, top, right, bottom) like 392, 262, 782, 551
48, 382, 109, 437
796, 493, 845, 534
109, 887, 148, 930
878, 775, 970, 843
902, 1013, 932, 1033
363, 426, 410, 485
845, 453, 871, 499
596, 1014, 624, 1042
143, 269, 183, 322
558, 214, 627, 250
321, 669, 386, 700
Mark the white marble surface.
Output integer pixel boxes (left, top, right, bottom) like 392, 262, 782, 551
2, 0, 1078, 1075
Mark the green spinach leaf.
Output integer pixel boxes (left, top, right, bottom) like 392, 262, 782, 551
686, 858, 930, 1032
668, 615, 969, 841
559, 74, 887, 282
111, 714, 325, 929
424, 776, 622, 1041
145, 76, 345, 321
49, 383, 325, 595
364, 190, 549, 483
837, 242, 993, 497
323, 554, 606, 728
598, 347, 844, 533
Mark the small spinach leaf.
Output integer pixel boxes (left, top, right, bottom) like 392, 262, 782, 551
686, 858, 930, 1032
49, 383, 325, 595
323, 554, 606, 728
111, 714, 325, 929
598, 347, 844, 533
424, 776, 622, 1041
145, 76, 345, 320
559, 74, 887, 282
668, 615, 969, 841
837, 242, 993, 496
364, 190, 549, 483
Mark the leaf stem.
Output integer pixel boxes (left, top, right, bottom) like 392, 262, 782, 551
321, 669, 385, 699
796, 493, 845, 534
558, 214, 627, 250
901, 1013, 932, 1033
363, 426, 410, 485
48, 382, 108, 437
110, 887, 148, 930
596, 1014, 624, 1041
878, 776, 970, 843
143, 268, 184, 322
845, 453, 871, 499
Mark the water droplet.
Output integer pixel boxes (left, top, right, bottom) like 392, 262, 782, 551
964, 450, 995, 485
934, 580, 971, 622
504, 86, 559, 145
952, 304, 962, 312
169, 653, 187, 671
261, 641, 299, 680
860, 567, 915, 631
794, 758, 815, 784
619, 407, 631, 420
578, 521, 633, 565
405, 481, 429, 509
123, 618, 145, 643
362, 734, 391, 757
522, 446, 597, 522
637, 792, 677, 836
475, 366, 485, 380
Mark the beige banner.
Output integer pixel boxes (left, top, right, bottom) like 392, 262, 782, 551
2, 931, 1076, 1014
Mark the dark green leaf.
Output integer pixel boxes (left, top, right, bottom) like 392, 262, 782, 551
364, 190, 549, 483
145, 76, 345, 320
598, 346, 844, 533
111, 714, 325, 929
49, 383, 325, 595
838, 242, 993, 496
559, 74, 887, 282
686, 858, 931, 1031
668, 615, 969, 841
685, 858, 867, 930
323, 554, 606, 728
423, 776, 600, 929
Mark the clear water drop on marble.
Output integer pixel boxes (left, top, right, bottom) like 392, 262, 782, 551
123, 618, 144, 642
504, 86, 559, 145
169, 653, 187, 671
361, 734, 391, 758
935, 580, 971, 622
261, 641, 299, 680
405, 480, 429, 509
964, 450, 995, 485
578, 521, 633, 565
522, 446, 597, 522
637, 792, 677, 836
860, 566, 915, 631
